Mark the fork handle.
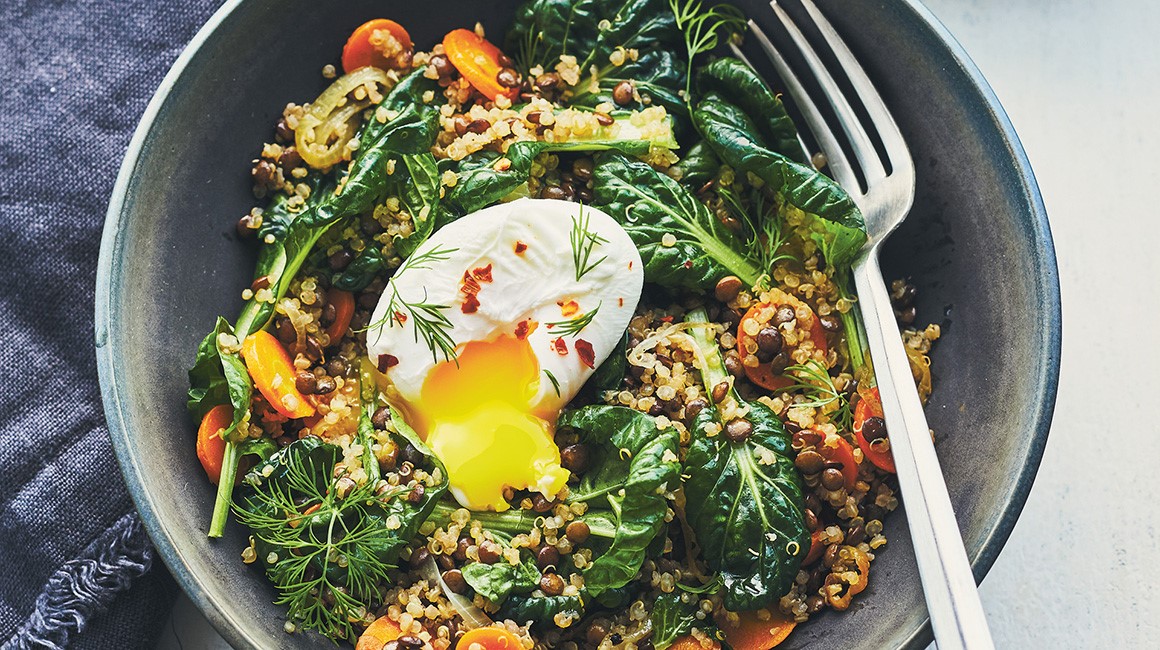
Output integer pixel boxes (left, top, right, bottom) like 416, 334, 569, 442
852, 251, 995, 650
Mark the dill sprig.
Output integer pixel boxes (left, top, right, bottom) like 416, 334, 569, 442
235, 454, 409, 641
361, 243, 459, 364
547, 302, 601, 337
719, 185, 797, 277
570, 206, 609, 281
543, 369, 562, 397
782, 359, 852, 431
670, 0, 747, 97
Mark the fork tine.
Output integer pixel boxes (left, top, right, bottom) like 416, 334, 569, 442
737, 24, 860, 193
770, 1, 888, 187
799, 0, 915, 186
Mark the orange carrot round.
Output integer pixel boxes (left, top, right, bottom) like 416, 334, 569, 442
442, 29, 519, 101
817, 430, 859, 491
736, 300, 828, 392
196, 404, 233, 484
241, 331, 315, 419
356, 616, 404, 650
457, 627, 523, 650
670, 634, 722, 650
718, 608, 797, 650
853, 385, 896, 473
325, 289, 356, 343
342, 19, 413, 73
803, 529, 825, 565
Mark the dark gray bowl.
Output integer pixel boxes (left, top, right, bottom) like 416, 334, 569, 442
95, 0, 1060, 648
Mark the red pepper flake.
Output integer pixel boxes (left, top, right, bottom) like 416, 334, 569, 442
575, 339, 596, 369
471, 263, 493, 282
460, 271, 481, 296
514, 241, 528, 254
683, 260, 693, 269
514, 318, 539, 339
659, 315, 674, 323
461, 294, 480, 314
552, 338, 568, 356
393, 310, 408, 324
376, 354, 399, 372
618, 297, 624, 307
557, 299, 580, 317
628, 261, 633, 270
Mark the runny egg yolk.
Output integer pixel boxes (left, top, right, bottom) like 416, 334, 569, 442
412, 334, 569, 511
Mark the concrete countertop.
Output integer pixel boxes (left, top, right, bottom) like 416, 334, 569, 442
157, 0, 1160, 647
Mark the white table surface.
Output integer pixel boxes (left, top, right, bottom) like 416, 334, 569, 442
155, 0, 1160, 647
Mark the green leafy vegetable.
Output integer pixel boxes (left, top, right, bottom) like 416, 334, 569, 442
461, 554, 541, 603
671, 139, 720, 187
499, 594, 585, 628
332, 246, 384, 292
591, 152, 761, 289
507, 0, 687, 114
691, 94, 867, 270
187, 317, 250, 432
696, 57, 808, 163
561, 405, 681, 596
680, 309, 810, 610
235, 432, 446, 642
588, 332, 628, 394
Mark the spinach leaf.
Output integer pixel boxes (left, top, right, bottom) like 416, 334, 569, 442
692, 96, 867, 270
672, 139, 720, 188
507, 0, 687, 114
681, 309, 809, 610
394, 153, 441, 258
499, 594, 584, 628
461, 555, 541, 604
236, 433, 447, 641
651, 592, 697, 649
560, 405, 681, 597
186, 317, 251, 439
696, 57, 808, 163
332, 246, 384, 292
592, 152, 763, 289
588, 332, 628, 394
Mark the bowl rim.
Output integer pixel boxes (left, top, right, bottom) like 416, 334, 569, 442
94, 1, 1061, 648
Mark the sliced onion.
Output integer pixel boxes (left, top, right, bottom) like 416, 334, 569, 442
419, 557, 493, 630
295, 67, 394, 169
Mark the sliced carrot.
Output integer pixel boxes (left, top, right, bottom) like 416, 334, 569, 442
853, 385, 896, 473
196, 404, 233, 484
342, 19, 413, 73
325, 289, 356, 343
817, 430, 859, 491
717, 608, 797, 650
442, 29, 519, 101
241, 331, 315, 419
356, 616, 404, 650
457, 627, 523, 650
670, 634, 721, 650
737, 299, 828, 392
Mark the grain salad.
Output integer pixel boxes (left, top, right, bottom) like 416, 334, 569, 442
186, 3, 941, 649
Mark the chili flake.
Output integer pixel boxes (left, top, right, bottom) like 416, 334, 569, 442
514, 319, 538, 339
514, 241, 528, 254
575, 339, 596, 368
552, 338, 568, 356
558, 299, 580, 317
377, 354, 399, 372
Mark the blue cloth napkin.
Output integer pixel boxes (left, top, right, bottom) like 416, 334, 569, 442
0, 1, 221, 647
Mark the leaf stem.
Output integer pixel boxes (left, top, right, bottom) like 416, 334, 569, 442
208, 441, 239, 538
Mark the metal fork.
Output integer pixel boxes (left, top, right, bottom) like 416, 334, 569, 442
733, 2, 996, 648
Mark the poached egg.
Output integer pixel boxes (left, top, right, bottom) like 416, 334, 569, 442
367, 198, 643, 510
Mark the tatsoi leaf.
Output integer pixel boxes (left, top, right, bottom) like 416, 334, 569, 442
592, 152, 762, 289
394, 153, 441, 258
650, 592, 697, 650
696, 57, 808, 163
506, 0, 686, 114
682, 309, 810, 610
187, 317, 251, 440
559, 405, 681, 596
692, 96, 867, 270
461, 556, 540, 604
672, 139, 720, 188
499, 594, 584, 629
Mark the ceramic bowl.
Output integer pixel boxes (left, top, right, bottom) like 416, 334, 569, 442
96, 1, 1061, 647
